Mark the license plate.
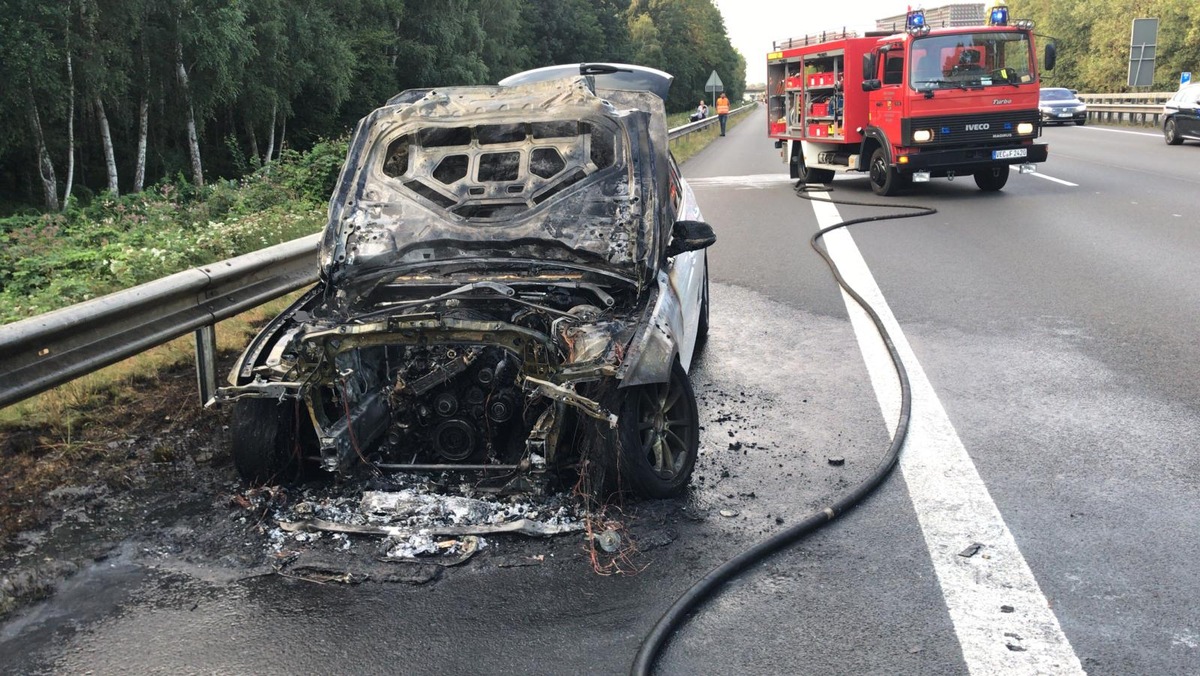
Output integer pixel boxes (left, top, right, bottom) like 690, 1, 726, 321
1057, 113, 1072, 118
993, 148, 1027, 159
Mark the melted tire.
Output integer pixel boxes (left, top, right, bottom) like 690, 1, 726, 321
616, 361, 699, 498
231, 398, 313, 485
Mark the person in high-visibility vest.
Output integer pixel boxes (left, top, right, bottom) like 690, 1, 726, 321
716, 93, 730, 136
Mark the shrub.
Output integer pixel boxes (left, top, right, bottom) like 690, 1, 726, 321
0, 138, 344, 325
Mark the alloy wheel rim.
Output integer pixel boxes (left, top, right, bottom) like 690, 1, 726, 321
636, 380, 692, 479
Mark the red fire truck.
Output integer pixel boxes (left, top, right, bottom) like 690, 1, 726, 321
767, 7, 1055, 195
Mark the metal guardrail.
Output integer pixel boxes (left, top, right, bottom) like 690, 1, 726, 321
1078, 92, 1172, 126
0, 234, 320, 409
0, 107, 758, 410
667, 102, 755, 140
1078, 92, 1172, 104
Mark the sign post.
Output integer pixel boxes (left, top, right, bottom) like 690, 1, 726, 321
705, 70, 724, 109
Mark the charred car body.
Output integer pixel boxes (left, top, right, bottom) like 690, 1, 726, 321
218, 64, 715, 498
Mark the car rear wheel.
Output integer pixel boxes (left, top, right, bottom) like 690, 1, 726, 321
615, 361, 699, 498
974, 166, 1010, 192
231, 398, 314, 485
1165, 118, 1183, 145
869, 148, 899, 196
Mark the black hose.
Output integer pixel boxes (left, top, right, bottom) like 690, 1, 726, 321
630, 183, 937, 675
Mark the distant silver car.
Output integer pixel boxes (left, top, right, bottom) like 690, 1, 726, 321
1039, 87, 1087, 126
219, 64, 714, 498
1163, 84, 1200, 145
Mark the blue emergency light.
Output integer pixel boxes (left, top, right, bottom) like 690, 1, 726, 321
990, 6, 1008, 25
906, 9, 925, 30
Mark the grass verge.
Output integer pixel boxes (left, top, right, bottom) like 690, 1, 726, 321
669, 104, 757, 164
0, 292, 301, 542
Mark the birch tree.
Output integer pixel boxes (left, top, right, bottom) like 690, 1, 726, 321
0, 1, 69, 210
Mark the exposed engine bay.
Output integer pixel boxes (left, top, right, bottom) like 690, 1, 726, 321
253, 277, 635, 478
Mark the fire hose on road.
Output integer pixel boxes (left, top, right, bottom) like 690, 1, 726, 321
632, 185, 938, 675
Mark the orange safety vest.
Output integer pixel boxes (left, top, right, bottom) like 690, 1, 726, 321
716, 97, 730, 115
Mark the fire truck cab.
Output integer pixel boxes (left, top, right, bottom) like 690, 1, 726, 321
767, 8, 1055, 195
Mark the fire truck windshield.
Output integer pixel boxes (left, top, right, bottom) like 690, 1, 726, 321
909, 32, 1034, 91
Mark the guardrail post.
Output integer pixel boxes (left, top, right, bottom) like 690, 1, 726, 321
195, 324, 217, 406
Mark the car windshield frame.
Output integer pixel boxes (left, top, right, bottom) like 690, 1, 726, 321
910, 31, 1035, 91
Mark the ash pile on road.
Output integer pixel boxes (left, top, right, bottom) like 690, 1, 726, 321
261, 474, 587, 568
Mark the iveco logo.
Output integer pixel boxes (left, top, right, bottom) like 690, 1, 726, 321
965, 123, 991, 131
993, 99, 1012, 105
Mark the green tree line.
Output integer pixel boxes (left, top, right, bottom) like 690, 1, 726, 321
0, 0, 745, 212
1011, 0, 1199, 91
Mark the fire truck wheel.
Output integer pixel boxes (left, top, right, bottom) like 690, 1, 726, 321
799, 165, 835, 184
973, 167, 1010, 192
869, 148, 899, 196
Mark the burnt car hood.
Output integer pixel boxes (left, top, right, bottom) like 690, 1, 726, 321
318, 77, 674, 304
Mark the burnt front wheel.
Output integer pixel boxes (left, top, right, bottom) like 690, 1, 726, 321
231, 398, 314, 485
616, 361, 699, 498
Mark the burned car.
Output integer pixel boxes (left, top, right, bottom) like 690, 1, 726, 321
219, 64, 715, 498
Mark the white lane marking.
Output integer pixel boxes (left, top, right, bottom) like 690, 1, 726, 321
1073, 125, 1161, 138
1012, 168, 1078, 187
808, 194, 1085, 675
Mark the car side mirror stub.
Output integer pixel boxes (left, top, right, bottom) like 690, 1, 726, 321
665, 220, 716, 257
862, 79, 882, 92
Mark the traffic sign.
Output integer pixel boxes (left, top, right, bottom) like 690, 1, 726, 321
1127, 18, 1158, 88
1183, 72, 1193, 87
705, 70, 724, 93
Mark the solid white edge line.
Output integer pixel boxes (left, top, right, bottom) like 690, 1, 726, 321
808, 193, 1085, 676
1012, 167, 1078, 187
1073, 126, 1161, 138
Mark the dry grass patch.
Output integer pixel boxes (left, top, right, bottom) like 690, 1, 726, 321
0, 291, 304, 541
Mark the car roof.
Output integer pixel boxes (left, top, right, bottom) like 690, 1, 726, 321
499, 63, 673, 102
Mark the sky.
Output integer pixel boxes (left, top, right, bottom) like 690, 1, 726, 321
713, 0, 917, 84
